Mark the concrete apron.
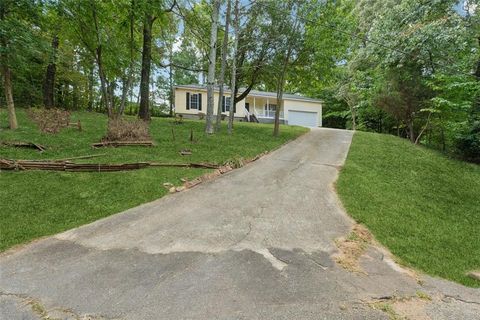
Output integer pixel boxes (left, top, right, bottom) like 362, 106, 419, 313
1, 128, 479, 320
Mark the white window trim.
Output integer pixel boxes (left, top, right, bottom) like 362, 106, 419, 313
190, 93, 199, 110
223, 96, 232, 112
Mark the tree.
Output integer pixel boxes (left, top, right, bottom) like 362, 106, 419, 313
227, 0, 239, 134
0, 0, 40, 129
268, 1, 304, 137
231, 2, 278, 105
171, 38, 202, 85
138, 0, 176, 121
341, 0, 476, 150
61, 0, 116, 116
41, 1, 64, 109
119, 0, 138, 116
91, 1, 113, 117
205, 0, 220, 134
375, 64, 433, 143
138, 11, 155, 120
43, 35, 59, 109
337, 82, 359, 131
215, 0, 231, 131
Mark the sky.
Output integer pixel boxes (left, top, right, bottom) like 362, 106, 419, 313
454, 0, 477, 16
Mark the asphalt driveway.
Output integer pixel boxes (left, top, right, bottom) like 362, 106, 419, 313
1, 128, 479, 319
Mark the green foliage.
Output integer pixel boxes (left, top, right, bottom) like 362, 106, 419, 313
0, 0, 47, 106
1, 0, 479, 160
319, 0, 480, 160
337, 131, 480, 287
455, 120, 480, 162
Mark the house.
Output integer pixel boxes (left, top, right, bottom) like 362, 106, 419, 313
173, 84, 323, 128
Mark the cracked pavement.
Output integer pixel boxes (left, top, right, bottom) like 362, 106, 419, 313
1, 128, 479, 319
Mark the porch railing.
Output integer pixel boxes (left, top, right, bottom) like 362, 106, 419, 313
255, 110, 284, 119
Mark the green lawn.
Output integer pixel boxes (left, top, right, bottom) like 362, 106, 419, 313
0, 109, 307, 252
337, 131, 480, 287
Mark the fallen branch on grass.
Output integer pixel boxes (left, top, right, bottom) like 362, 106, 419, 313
53, 154, 107, 162
150, 162, 218, 169
92, 141, 155, 148
179, 149, 192, 156
0, 159, 219, 172
0, 141, 46, 152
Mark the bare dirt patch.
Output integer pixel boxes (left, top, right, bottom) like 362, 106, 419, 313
333, 224, 373, 273
368, 292, 433, 320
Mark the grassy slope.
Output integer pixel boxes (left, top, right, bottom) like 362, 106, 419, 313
0, 110, 307, 251
337, 131, 480, 287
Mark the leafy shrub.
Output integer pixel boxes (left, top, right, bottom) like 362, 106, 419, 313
104, 118, 151, 142
27, 108, 71, 134
455, 121, 480, 163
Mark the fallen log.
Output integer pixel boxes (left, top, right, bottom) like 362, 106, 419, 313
150, 162, 219, 169
1, 141, 46, 152
53, 154, 107, 162
92, 141, 155, 148
0, 159, 219, 172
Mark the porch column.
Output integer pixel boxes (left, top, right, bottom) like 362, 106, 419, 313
267, 98, 269, 117
253, 97, 256, 115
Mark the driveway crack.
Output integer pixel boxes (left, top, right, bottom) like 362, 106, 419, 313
0, 290, 120, 320
443, 295, 480, 306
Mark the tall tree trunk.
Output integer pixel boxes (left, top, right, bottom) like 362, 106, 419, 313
407, 119, 415, 143
0, 4, 17, 129
471, 36, 480, 122
228, 0, 239, 135
273, 75, 285, 137
1, 64, 17, 129
139, 14, 154, 121
87, 63, 94, 111
415, 112, 432, 145
72, 57, 80, 110
474, 37, 480, 79
350, 105, 356, 130
119, 0, 136, 116
273, 47, 292, 137
168, 43, 174, 117
215, 0, 231, 131
92, 5, 112, 117
119, 77, 130, 115
43, 35, 59, 109
96, 46, 112, 117
73, 83, 79, 110
108, 80, 116, 114
57, 82, 64, 109
205, 0, 220, 134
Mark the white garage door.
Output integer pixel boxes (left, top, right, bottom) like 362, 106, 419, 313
288, 110, 318, 127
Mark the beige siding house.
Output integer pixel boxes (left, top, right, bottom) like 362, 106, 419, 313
174, 84, 323, 127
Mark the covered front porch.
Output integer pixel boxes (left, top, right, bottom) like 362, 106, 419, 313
244, 96, 284, 122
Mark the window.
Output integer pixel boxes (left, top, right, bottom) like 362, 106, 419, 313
186, 92, 202, 110
222, 96, 232, 112
190, 93, 199, 109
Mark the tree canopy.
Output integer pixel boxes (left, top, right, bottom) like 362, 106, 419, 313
1, 0, 479, 161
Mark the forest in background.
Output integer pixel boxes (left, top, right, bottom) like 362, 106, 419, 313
1, 0, 479, 162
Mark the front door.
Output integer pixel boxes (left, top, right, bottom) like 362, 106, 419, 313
245, 103, 250, 112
